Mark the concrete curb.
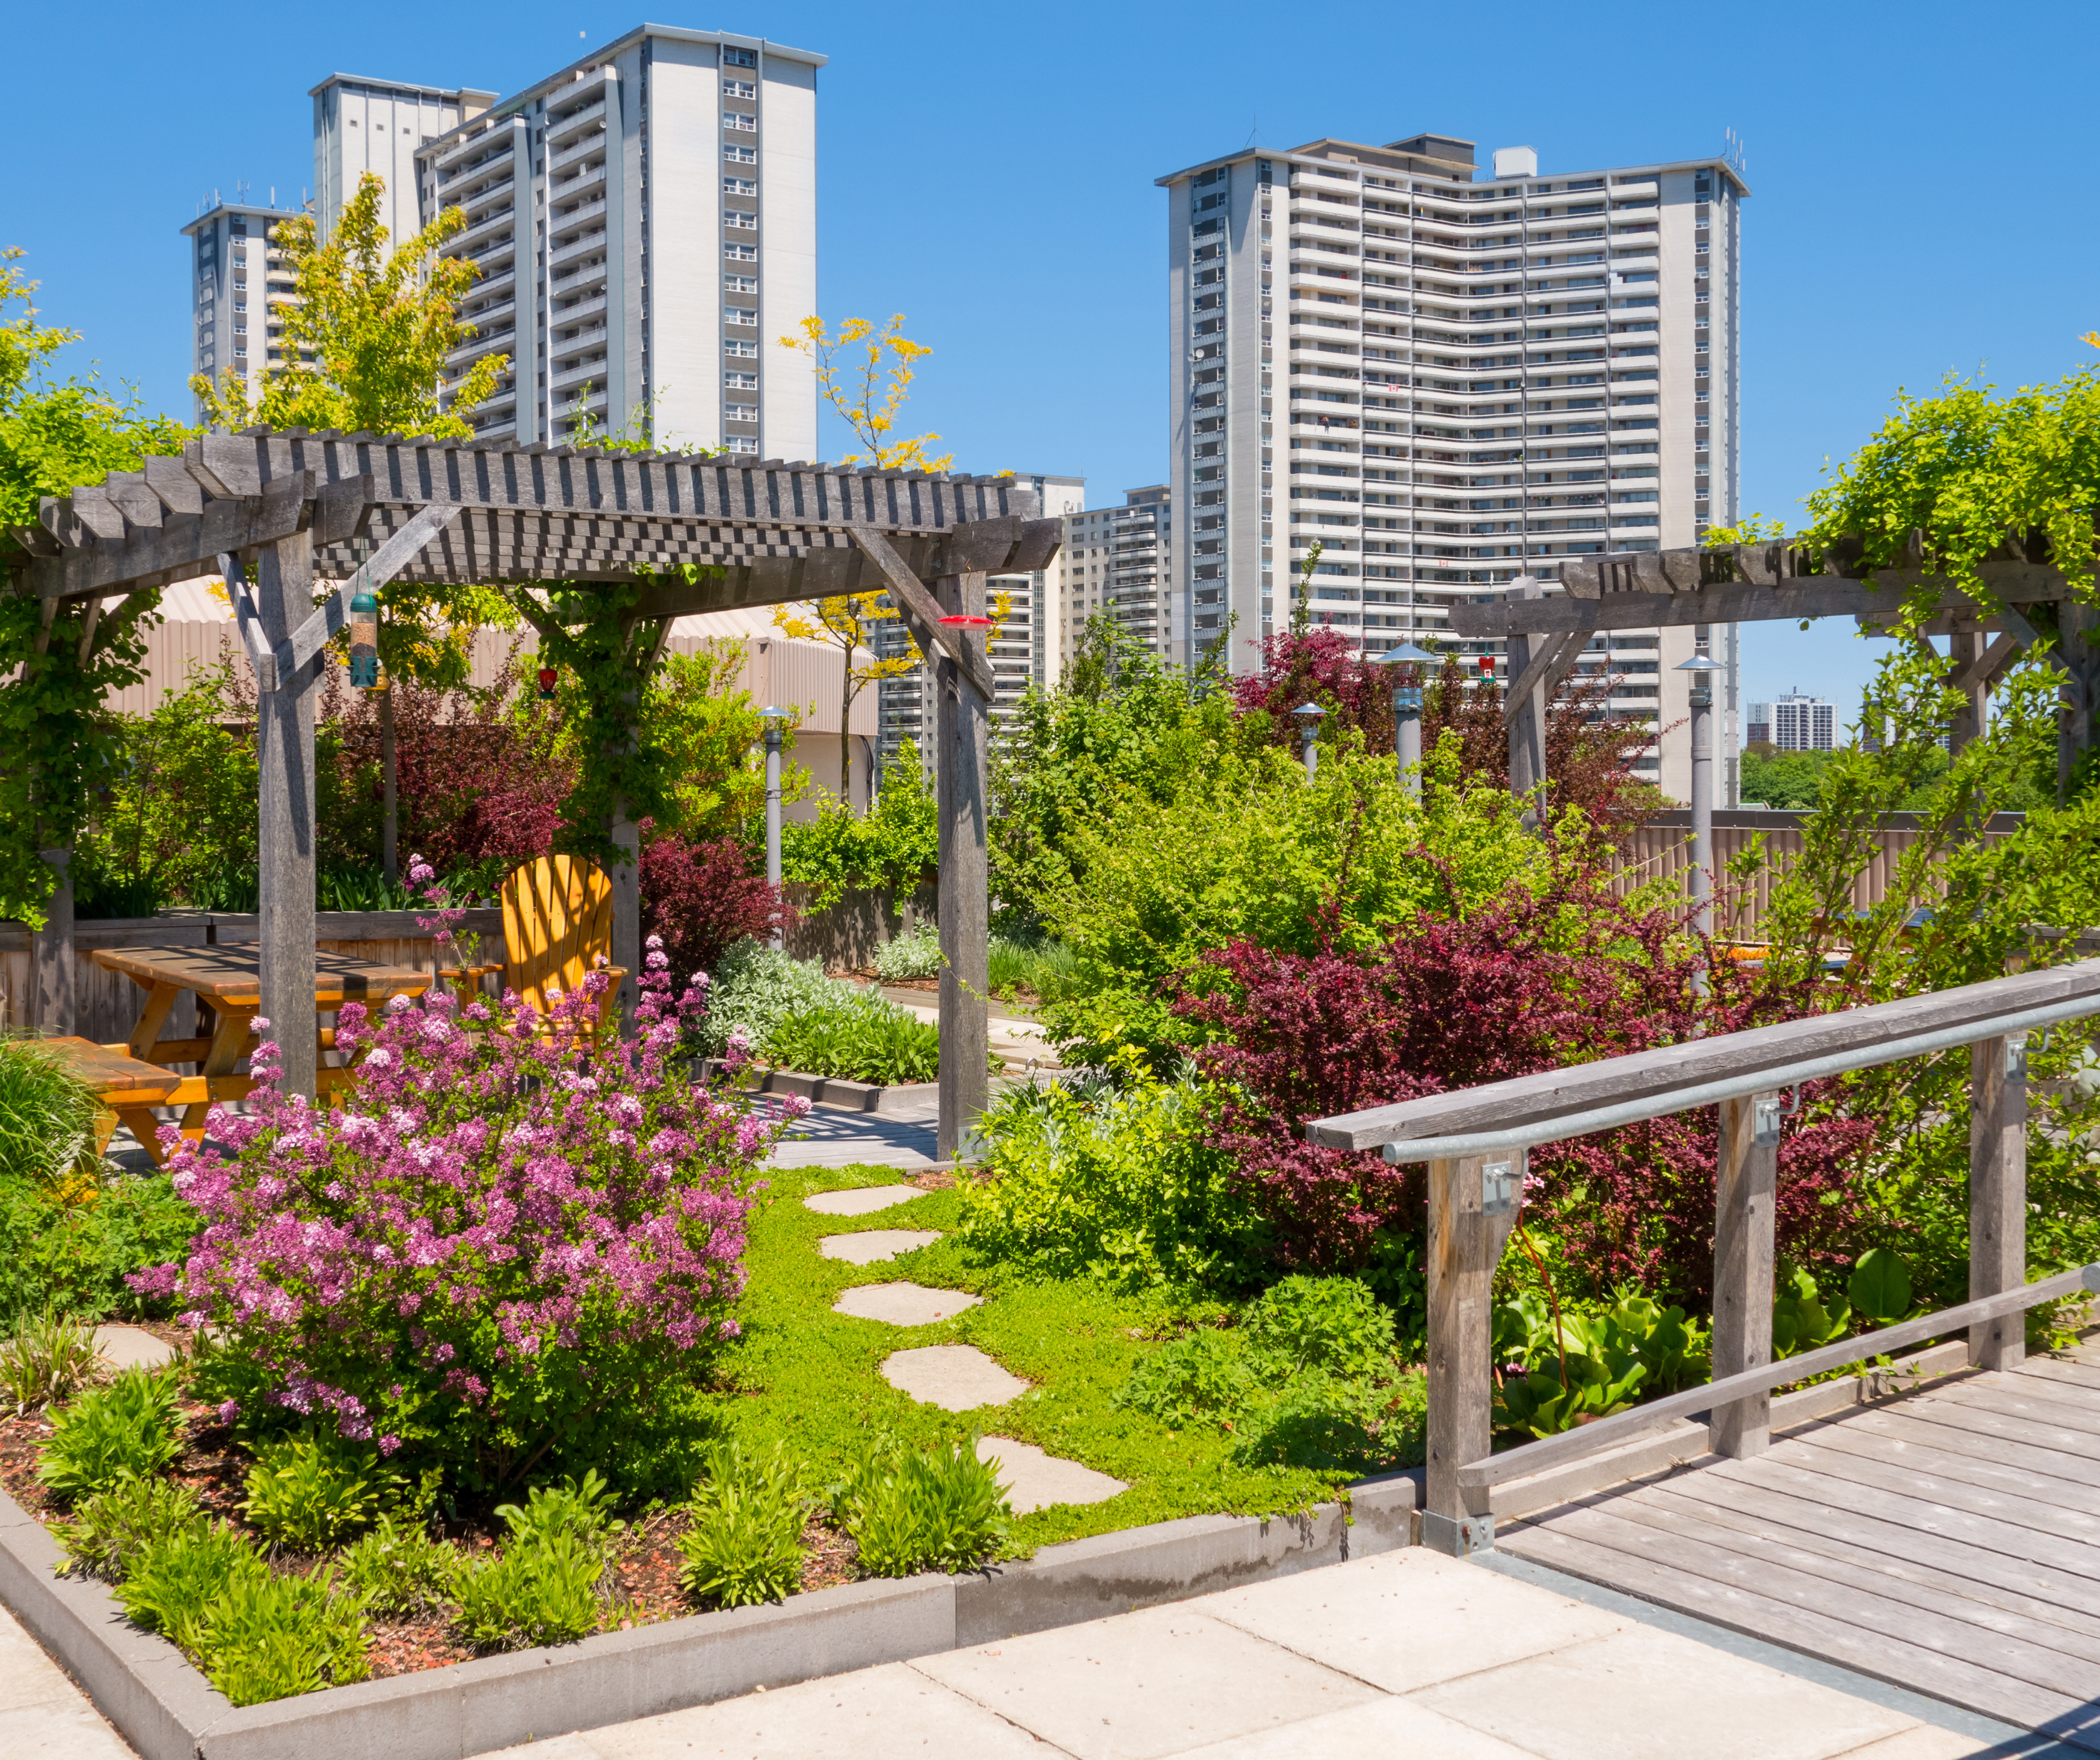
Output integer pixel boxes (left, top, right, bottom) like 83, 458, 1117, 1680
705, 1060, 941, 1117
0, 1473, 1420, 1760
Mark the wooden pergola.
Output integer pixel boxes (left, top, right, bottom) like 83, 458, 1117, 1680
7, 427, 1061, 1157
1456, 542, 2100, 800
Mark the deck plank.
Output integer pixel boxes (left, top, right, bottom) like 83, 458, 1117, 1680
1832, 1403, 2100, 1501
2009, 1356, 2100, 1396
1502, 1518, 2100, 1747
1918, 1378, 2100, 1441
1818, 1390, 2100, 1487
1772, 1435, 2100, 1546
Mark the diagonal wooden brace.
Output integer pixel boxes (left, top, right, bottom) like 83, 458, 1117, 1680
848, 522, 1000, 702
279, 502, 460, 684
1500, 629, 1588, 727
1947, 630, 2021, 698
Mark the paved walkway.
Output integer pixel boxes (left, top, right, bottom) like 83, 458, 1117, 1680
0, 1600, 136, 1758
766, 1104, 940, 1171
488, 1547, 2052, 1760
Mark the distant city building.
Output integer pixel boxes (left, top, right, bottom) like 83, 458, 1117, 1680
1154, 129, 1746, 802
182, 201, 304, 415
311, 75, 492, 248
1059, 485, 1175, 670
1772, 691, 1835, 752
396, 26, 823, 454
1745, 701, 1772, 746
875, 473, 1086, 778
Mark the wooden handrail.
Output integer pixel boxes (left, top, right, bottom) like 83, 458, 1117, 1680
1308, 959, 2100, 1151
1458, 1263, 2096, 1493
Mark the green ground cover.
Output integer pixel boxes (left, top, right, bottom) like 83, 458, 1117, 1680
708, 1161, 1420, 1553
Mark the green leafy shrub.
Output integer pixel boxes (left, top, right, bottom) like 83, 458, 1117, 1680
676, 1441, 809, 1609
187, 1566, 370, 1706
337, 1514, 466, 1617
455, 1528, 604, 1650
1492, 1291, 1711, 1440
457, 1471, 615, 1650
764, 994, 941, 1085
873, 921, 942, 982
53, 1476, 202, 1581
1847, 1248, 1913, 1323
781, 742, 938, 910
694, 940, 856, 1056
1242, 1275, 1397, 1381
241, 1431, 387, 1552
0, 1309, 103, 1414
116, 1518, 266, 1644
961, 1065, 1263, 1290
987, 935, 1075, 1003
0, 1168, 199, 1322
1773, 1267, 1851, 1357
1235, 1372, 1427, 1475
831, 1437, 1010, 1576
37, 1366, 184, 1501
1114, 1328, 1254, 1428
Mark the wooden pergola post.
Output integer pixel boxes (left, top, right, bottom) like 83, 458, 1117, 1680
933, 569, 991, 1162
252, 530, 322, 1098
29, 847, 74, 1035
1710, 1092, 1778, 1456
1968, 1033, 2029, 1370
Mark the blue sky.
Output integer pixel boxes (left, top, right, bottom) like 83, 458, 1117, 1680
6, 0, 2094, 726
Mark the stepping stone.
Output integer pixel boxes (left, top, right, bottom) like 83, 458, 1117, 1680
819, 1230, 941, 1265
94, 1326, 177, 1371
834, 1283, 981, 1326
975, 1437, 1127, 1516
881, 1345, 1028, 1411
805, 1185, 922, 1216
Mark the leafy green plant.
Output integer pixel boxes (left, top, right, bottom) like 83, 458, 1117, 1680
873, 920, 942, 982
0, 1309, 103, 1413
781, 742, 938, 909
0, 1036, 104, 1188
764, 994, 941, 1085
0, 1165, 199, 1323
693, 940, 856, 1057
187, 1565, 370, 1706
36, 1366, 184, 1501
336, 1513, 466, 1618
1492, 1290, 1713, 1440
1235, 1372, 1426, 1476
676, 1441, 810, 1609
455, 1528, 604, 1650
831, 1436, 1010, 1576
493, 1469, 618, 1551
1114, 1328, 1254, 1429
988, 935, 1075, 1003
52, 1475, 202, 1581
1773, 1266, 1853, 1358
1242, 1275, 1397, 1381
116, 1518, 267, 1645
1847, 1248, 1914, 1324
240, 1431, 388, 1552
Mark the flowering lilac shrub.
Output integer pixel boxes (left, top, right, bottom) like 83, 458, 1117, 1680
132, 940, 806, 1497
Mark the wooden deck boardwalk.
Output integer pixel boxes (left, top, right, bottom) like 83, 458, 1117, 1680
1504, 1343, 2100, 1749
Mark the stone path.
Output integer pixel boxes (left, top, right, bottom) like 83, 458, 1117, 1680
93, 1326, 176, 1371
803, 1183, 1127, 1513
487, 1546, 2044, 1760
0, 1599, 136, 1759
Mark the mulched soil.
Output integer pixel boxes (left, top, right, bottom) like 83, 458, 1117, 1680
3, 1395, 868, 1681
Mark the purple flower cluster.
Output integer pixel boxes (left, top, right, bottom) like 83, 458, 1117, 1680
134, 928, 808, 1483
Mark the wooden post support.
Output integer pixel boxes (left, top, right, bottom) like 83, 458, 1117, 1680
379, 684, 398, 888
1968, 1033, 2029, 1371
933, 570, 991, 1163
1710, 1092, 1778, 1457
254, 531, 320, 1100
29, 847, 75, 1035
609, 809, 641, 1025
2061, 601, 2098, 805
1947, 628, 1984, 760
1425, 1153, 1496, 1551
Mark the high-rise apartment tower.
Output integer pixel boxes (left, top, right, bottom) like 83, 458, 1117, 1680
1058, 486, 1175, 670
1773, 691, 1836, 752
182, 200, 304, 415
1155, 131, 1746, 800
312, 75, 492, 248
402, 26, 823, 455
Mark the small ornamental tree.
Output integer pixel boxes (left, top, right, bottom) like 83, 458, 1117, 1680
134, 939, 807, 1497
640, 830, 792, 980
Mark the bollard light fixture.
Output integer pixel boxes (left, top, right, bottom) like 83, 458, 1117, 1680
1676, 652, 1723, 706
1291, 701, 1326, 778
1372, 641, 1437, 713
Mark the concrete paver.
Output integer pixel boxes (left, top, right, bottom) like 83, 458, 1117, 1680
93, 1325, 175, 1371
0, 1601, 134, 1759
804, 1185, 926, 1216
1412, 1624, 1916, 1760
817, 1229, 941, 1264
913, 1604, 1384, 1760
1172, 1695, 1540, 1759
832, 1283, 981, 1326
879, 1344, 1027, 1411
976, 1436, 1126, 1515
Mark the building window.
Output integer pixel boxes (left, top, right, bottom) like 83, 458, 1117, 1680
723, 177, 757, 195
725, 338, 758, 357
723, 79, 756, 98
725, 144, 756, 164
724, 113, 757, 132
723, 46, 756, 67
725, 212, 757, 230
725, 242, 756, 262
725, 274, 758, 294
725, 371, 758, 389
726, 402, 758, 420
725, 307, 758, 327
725, 434, 760, 453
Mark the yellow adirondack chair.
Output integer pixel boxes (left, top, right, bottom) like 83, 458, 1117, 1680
443, 855, 626, 1034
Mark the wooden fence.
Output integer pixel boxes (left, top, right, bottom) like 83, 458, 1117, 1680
1615, 809, 2027, 936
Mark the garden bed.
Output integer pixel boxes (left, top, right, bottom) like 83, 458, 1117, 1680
723, 1063, 940, 1116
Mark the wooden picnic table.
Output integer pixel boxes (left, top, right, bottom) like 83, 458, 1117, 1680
88, 944, 433, 1145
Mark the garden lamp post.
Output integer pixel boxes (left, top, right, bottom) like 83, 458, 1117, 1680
1372, 642, 1437, 797
760, 705, 788, 949
1292, 702, 1326, 778
1677, 655, 1723, 981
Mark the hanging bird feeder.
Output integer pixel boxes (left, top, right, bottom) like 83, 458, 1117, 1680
938, 614, 994, 629
348, 585, 380, 689
537, 665, 560, 700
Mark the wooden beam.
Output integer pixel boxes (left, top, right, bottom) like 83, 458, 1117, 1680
254, 528, 321, 1099
1501, 627, 1586, 730
1948, 630, 2021, 699
279, 502, 460, 682
1710, 1095, 1777, 1457
218, 552, 278, 689
849, 523, 1000, 702
1968, 1035, 2028, 1371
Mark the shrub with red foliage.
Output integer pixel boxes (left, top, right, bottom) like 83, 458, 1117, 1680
1169, 857, 1873, 1304
1232, 630, 1660, 829
640, 828, 793, 980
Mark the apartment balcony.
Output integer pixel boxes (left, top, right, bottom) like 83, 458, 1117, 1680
544, 97, 606, 151
447, 322, 514, 370
550, 131, 608, 177
456, 176, 517, 229
551, 158, 607, 203
432, 126, 509, 179
550, 256, 609, 297
549, 291, 607, 326
550, 228, 608, 273
548, 197, 608, 246
1288, 240, 1361, 272
550, 324, 610, 366
452, 207, 515, 257
549, 354, 610, 395
465, 262, 515, 304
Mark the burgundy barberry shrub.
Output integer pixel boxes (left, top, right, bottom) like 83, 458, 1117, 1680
641, 828, 793, 981
132, 943, 807, 1496
1172, 859, 1873, 1304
